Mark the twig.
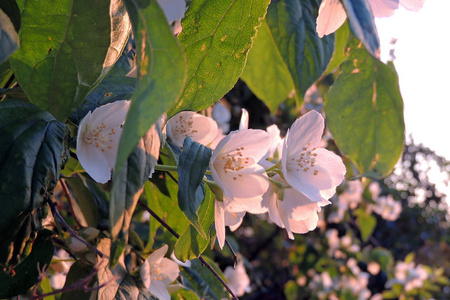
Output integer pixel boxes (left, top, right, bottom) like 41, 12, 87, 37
46, 199, 106, 258
225, 239, 238, 268
59, 179, 83, 229
137, 200, 239, 300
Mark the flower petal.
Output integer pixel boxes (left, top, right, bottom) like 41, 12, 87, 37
369, 0, 398, 17
239, 108, 249, 131
288, 213, 320, 235
224, 210, 245, 231
76, 140, 111, 183
281, 188, 319, 221
160, 258, 180, 284
156, 0, 186, 24
284, 111, 324, 157
215, 200, 226, 249
216, 168, 269, 199
399, 0, 424, 11
316, 0, 347, 38
226, 197, 268, 214
278, 199, 294, 240
149, 279, 171, 300
149, 244, 169, 266
263, 185, 284, 228
140, 258, 152, 289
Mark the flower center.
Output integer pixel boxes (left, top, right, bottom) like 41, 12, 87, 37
83, 122, 117, 153
172, 114, 198, 139
151, 262, 168, 281
218, 147, 253, 180
290, 142, 319, 176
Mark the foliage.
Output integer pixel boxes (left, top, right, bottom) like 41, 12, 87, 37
0, 0, 447, 299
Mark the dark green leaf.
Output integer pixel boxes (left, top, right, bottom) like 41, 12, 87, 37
168, 0, 270, 116
0, 8, 19, 63
0, 60, 13, 88
63, 177, 99, 228
0, 229, 54, 298
0, 99, 68, 234
265, 0, 335, 105
8, 0, 119, 121
61, 261, 94, 300
177, 137, 212, 238
241, 18, 294, 113
115, 0, 186, 178
110, 118, 164, 265
181, 257, 229, 300
342, 0, 380, 58
175, 186, 215, 262
325, 36, 404, 179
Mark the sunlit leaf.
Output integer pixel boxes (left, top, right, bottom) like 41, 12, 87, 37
168, 0, 270, 116
263, 0, 335, 105
175, 186, 215, 262
177, 137, 212, 238
115, 0, 186, 178
9, 0, 113, 121
325, 36, 404, 179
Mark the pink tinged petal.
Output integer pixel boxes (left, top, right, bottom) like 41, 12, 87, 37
288, 213, 320, 235
399, 0, 424, 11
239, 109, 249, 131
166, 111, 218, 147
320, 187, 337, 200
266, 124, 283, 159
149, 280, 171, 300
369, 0, 399, 17
281, 188, 319, 221
263, 185, 284, 228
224, 210, 245, 231
140, 258, 152, 289
316, 0, 347, 38
227, 197, 268, 214
277, 199, 295, 240
160, 258, 180, 284
215, 200, 226, 249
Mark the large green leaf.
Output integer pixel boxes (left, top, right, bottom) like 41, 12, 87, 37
325, 36, 404, 179
0, 8, 19, 63
60, 261, 94, 300
168, 0, 271, 116
175, 186, 215, 262
354, 208, 377, 242
240, 18, 294, 113
63, 177, 99, 228
9, 0, 128, 121
115, 0, 186, 178
177, 137, 212, 238
110, 117, 164, 266
0, 99, 68, 235
0, 230, 54, 298
264, 0, 335, 105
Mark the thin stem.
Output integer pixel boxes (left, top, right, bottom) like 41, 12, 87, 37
153, 164, 178, 172
137, 200, 239, 300
60, 179, 83, 229
46, 199, 106, 258
225, 239, 238, 268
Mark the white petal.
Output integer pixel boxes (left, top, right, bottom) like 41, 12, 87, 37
239, 108, 249, 131
156, 0, 186, 24
284, 111, 324, 157
399, 0, 424, 11
217, 168, 269, 199
218, 129, 271, 161
287, 213, 319, 235
266, 124, 283, 159
263, 185, 284, 228
140, 258, 152, 289
278, 199, 295, 240
316, 0, 348, 38
224, 210, 245, 231
149, 279, 171, 300
160, 258, 180, 284
215, 200, 226, 249
369, 0, 398, 17
76, 140, 111, 183
281, 188, 319, 221
149, 244, 169, 266
226, 197, 268, 214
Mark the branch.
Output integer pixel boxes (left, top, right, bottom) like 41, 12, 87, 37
46, 199, 106, 258
137, 200, 239, 300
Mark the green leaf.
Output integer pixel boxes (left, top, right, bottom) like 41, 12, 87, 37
325, 21, 350, 74
325, 36, 404, 179
0, 8, 19, 63
168, 0, 270, 116
177, 137, 212, 239
0, 60, 13, 88
110, 118, 164, 265
342, 0, 380, 58
241, 18, 294, 113
9, 0, 127, 121
0, 99, 68, 235
63, 177, 99, 228
370, 247, 394, 271
175, 186, 215, 262
0, 229, 54, 298
38, 277, 55, 300
181, 257, 229, 300
264, 0, 335, 105
171, 289, 199, 300
354, 208, 376, 242
115, 0, 186, 178
60, 261, 94, 300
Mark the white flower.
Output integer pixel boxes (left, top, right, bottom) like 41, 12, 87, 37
210, 129, 271, 199
166, 111, 219, 148
140, 244, 180, 300
281, 110, 346, 203
266, 124, 283, 160
316, 0, 424, 38
371, 194, 402, 221
224, 260, 251, 297
76, 100, 130, 183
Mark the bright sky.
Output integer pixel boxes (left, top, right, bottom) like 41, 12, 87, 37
375, 0, 450, 198
376, 0, 450, 160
